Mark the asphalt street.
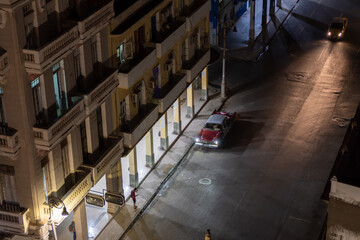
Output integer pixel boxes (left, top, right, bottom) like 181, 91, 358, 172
121, 0, 360, 239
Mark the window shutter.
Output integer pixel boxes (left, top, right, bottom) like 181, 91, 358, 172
124, 42, 133, 59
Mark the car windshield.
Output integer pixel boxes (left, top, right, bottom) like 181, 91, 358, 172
330, 22, 343, 29
204, 123, 222, 131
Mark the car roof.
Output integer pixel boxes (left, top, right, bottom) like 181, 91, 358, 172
206, 114, 227, 124
332, 17, 347, 23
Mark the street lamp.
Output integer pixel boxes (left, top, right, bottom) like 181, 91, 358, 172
221, 19, 237, 99
48, 197, 69, 240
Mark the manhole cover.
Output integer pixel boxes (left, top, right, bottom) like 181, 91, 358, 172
286, 72, 308, 83
199, 178, 211, 185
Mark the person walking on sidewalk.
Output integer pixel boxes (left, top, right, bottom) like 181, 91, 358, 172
131, 188, 138, 209
205, 229, 212, 240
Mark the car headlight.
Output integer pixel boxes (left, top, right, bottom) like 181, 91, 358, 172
327, 32, 331, 36
214, 140, 219, 145
195, 137, 200, 143
338, 32, 342, 37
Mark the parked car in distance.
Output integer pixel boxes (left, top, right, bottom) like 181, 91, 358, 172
327, 17, 348, 40
195, 110, 236, 148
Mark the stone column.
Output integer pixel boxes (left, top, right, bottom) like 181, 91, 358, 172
249, 0, 256, 42
201, 67, 208, 101
173, 98, 181, 135
106, 160, 123, 214
262, 0, 268, 27
160, 113, 169, 150
276, 0, 281, 8
186, 83, 194, 118
73, 199, 89, 240
145, 129, 155, 168
270, 0, 275, 16
129, 148, 138, 187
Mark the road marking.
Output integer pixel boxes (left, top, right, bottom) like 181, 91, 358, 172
289, 216, 312, 224
235, 192, 246, 211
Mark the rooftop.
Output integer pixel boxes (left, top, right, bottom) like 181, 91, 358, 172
206, 114, 227, 125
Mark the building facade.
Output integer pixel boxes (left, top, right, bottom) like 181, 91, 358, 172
0, 0, 210, 239
209, 0, 249, 45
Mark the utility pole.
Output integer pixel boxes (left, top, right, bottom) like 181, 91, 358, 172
221, 27, 226, 98
221, 20, 236, 99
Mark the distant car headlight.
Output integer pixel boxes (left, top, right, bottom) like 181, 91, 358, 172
327, 32, 331, 36
195, 137, 200, 143
214, 140, 219, 145
338, 32, 342, 37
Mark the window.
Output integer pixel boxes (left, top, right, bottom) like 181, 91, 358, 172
53, 60, 68, 116
0, 164, 17, 203
0, 87, 5, 125
120, 99, 126, 124
117, 43, 125, 64
117, 42, 133, 64
96, 107, 103, 148
74, 51, 81, 81
31, 78, 43, 124
91, 40, 97, 67
22, 3, 33, 16
181, 42, 186, 65
61, 140, 70, 178
80, 122, 88, 161
41, 156, 51, 201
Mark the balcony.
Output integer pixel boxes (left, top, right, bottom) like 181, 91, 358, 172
183, 48, 210, 83
184, 0, 210, 31
152, 19, 186, 58
33, 97, 86, 150
113, 47, 156, 89
23, 12, 79, 73
0, 125, 20, 159
0, 203, 30, 235
44, 167, 92, 221
69, 0, 114, 39
77, 62, 118, 115
111, 0, 164, 35
121, 104, 159, 148
0, 48, 9, 85
81, 136, 124, 185
154, 73, 187, 113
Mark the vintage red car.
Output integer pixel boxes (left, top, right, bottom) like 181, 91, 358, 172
195, 110, 236, 148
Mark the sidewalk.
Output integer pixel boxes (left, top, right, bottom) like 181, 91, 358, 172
220, 0, 298, 61
95, 1, 299, 239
